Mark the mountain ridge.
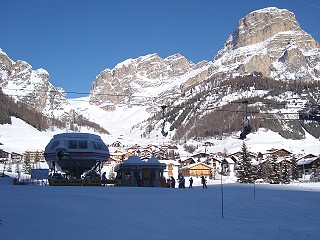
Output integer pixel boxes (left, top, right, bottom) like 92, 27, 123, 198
1, 7, 320, 146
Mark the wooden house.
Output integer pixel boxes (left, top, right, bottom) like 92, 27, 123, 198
266, 148, 292, 157
297, 155, 320, 175
24, 150, 44, 163
181, 157, 196, 166
277, 158, 293, 170
179, 162, 213, 177
111, 149, 125, 161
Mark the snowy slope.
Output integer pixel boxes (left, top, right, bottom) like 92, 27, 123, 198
1, 114, 319, 157
0, 183, 319, 240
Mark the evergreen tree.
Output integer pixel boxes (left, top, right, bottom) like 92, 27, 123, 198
262, 159, 273, 183
290, 156, 299, 181
280, 160, 290, 184
237, 141, 254, 183
269, 154, 281, 184
254, 153, 264, 180
311, 160, 320, 182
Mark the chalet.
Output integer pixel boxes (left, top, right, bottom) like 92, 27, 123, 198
160, 145, 178, 160
110, 141, 122, 147
109, 149, 125, 162
266, 148, 292, 157
181, 157, 196, 166
223, 157, 236, 177
297, 155, 320, 175
191, 152, 210, 162
0, 149, 10, 161
203, 156, 221, 168
24, 150, 44, 162
179, 162, 213, 177
11, 152, 24, 162
254, 157, 293, 170
229, 151, 256, 159
140, 149, 153, 159
277, 157, 293, 170
203, 141, 214, 147
127, 144, 140, 153
145, 144, 160, 152
151, 149, 168, 160
106, 156, 122, 165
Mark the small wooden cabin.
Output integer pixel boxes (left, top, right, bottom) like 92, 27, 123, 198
179, 162, 212, 177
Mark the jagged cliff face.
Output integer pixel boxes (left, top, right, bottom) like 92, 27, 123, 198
0, 49, 67, 114
89, 53, 212, 109
89, 7, 320, 111
213, 7, 320, 82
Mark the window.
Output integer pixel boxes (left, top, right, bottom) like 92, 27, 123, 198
95, 141, 103, 150
68, 140, 77, 149
50, 141, 60, 150
78, 140, 87, 149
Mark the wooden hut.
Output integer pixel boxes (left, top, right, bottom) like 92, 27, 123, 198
179, 162, 212, 177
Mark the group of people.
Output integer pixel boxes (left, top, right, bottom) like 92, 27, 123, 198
166, 175, 207, 189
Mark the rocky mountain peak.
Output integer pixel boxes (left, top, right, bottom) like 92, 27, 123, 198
89, 53, 203, 108
233, 7, 299, 48
0, 49, 67, 113
213, 7, 320, 82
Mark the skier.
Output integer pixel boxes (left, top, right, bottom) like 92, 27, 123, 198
189, 177, 193, 189
201, 176, 207, 189
170, 176, 175, 188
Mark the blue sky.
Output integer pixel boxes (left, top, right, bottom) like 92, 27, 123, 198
1, 0, 320, 98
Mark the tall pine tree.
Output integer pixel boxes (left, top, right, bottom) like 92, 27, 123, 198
269, 154, 281, 184
237, 141, 254, 183
280, 160, 291, 184
290, 156, 299, 181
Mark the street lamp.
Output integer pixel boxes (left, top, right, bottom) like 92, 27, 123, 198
220, 159, 228, 219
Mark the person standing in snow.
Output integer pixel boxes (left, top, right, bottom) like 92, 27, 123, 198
170, 176, 175, 188
101, 172, 107, 186
166, 178, 171, 188
178, 175, 182, 188
189, 177, 193, 189
201, 176, 207, 189
182, 175, 186, 188
101, 172, 107, 180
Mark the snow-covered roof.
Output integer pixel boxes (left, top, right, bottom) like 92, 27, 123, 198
180, 162, 213, 170
225, 157, 235, 164
147, 157, 160, 164
297, 157, 318, 166
124, 155, 144, 164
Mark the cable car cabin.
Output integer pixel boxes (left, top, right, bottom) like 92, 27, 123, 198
44, 133, 110, 182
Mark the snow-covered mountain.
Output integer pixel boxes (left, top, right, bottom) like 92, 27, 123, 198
212, 7, 320, 82
89, 53, 211, 110
89, 7, 320, 110
1, 7, 320, 154
0, 49, 67, 114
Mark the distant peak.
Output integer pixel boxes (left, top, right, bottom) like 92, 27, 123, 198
226, 7, 300, 49
250, 7, 293, 15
